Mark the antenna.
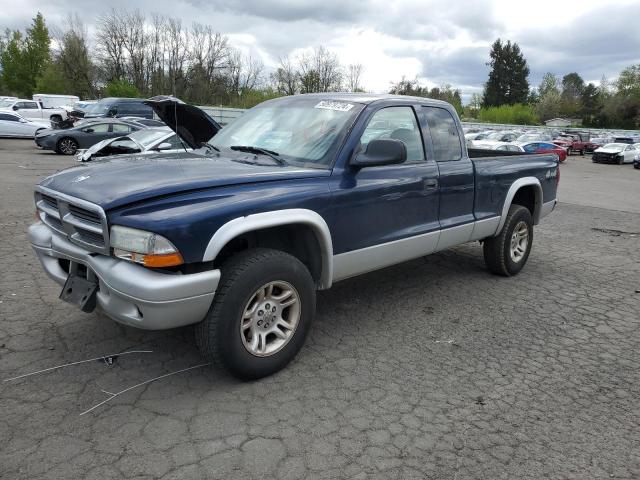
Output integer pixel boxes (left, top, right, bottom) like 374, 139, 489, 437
174, 97, 188, 153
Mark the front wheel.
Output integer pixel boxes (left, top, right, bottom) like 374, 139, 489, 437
483, 205, 533, 276
196, 248, 316, 379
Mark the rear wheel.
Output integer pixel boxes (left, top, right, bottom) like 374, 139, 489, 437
57, 137, 78, 155
483, 205, 533, 276
196, 248, 316, 379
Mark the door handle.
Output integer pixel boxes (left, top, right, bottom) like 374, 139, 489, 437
424, 179, 438, 189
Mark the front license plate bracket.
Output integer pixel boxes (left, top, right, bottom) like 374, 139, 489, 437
60, 274, 98, 313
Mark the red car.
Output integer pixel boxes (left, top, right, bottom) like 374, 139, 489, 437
521, 141, 567, 162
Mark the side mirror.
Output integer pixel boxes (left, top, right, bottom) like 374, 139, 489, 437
85, 128, 94, 133
19, 118, 28, 123
12, 105, 18, 111
351, 139, 407, 168
155, 142, 172, 151
107, 108, 117, 117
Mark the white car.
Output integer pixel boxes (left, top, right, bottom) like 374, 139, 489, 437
592, 143, 637, 164
472, 140, 525, 152
76, 127, 188, 162
0, 110, 50, 138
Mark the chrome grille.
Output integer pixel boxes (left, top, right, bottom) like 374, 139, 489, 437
34, 187, 110, 254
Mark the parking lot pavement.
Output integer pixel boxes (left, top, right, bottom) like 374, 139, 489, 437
1, 138, 639, 480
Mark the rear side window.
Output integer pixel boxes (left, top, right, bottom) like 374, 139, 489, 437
423, 107, 462, 161
84, 123, 109, 133
112, 124, 132, 133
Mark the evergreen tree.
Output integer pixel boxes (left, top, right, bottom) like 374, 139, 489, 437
0, 13, 50, 97
560, 72, 585, 117
0, 30, 27, 95
25, 12, 50, 95
482, 39, 530, 107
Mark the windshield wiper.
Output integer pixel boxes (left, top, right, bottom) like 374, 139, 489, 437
201, 141, 220, 152
230, 145, 286, 165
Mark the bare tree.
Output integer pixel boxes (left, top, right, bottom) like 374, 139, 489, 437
120, 10, 146, 94
188, 23, 230, 103
297, 46, 342, 93
273, 55, 298, 95
95, 9, 126, 82
227, 50, 264, 102
346, 63, 363, 92
165, 17, 187, 96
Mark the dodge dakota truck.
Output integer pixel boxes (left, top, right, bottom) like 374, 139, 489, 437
29, 94, 559, 379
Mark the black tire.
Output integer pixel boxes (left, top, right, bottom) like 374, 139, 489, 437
56, 137, 78, 155
483, 205, 533, 277
196, 248, 316, 380
579, 149, 584, 156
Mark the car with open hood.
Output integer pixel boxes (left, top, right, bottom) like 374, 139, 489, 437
592, 143, 637, 164
76, 126, 191, 162
28, 93, 559, 380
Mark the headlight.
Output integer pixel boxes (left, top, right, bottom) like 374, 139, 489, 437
110, 225, 184, 268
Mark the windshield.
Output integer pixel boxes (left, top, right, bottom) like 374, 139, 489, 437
84, 100, 112, 115
602, 143, 626, 150
0, 99, 15, 108
486, 132, 507, 140
129, 128, 171, 148
209, 97, 365, 167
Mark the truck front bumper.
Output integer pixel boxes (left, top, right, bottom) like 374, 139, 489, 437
29, 222, 220, 330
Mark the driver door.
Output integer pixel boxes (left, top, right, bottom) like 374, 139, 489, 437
330, 104, 440, 280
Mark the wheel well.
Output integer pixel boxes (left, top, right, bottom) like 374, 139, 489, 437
214, 224, 323, 286
511, 185, 538, 217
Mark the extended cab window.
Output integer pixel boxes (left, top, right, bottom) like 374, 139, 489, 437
360, 106, 424, 162
423, 107, 462, 161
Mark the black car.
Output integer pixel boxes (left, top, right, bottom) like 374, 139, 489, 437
35, 119, 143, 155
83, 98, 155, 120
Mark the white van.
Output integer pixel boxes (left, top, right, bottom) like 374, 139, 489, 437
32, 93, 80, 109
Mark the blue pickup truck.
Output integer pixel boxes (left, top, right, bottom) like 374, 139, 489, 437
29, 94, 559, 379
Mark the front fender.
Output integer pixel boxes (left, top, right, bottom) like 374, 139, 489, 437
202, 209, 334, 289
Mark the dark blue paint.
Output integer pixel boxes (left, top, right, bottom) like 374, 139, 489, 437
37, 94, 559, 265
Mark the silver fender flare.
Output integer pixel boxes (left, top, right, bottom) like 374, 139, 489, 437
494, 177, 543, 235
202, 209, 334, 289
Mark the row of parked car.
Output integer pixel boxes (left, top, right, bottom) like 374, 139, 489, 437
0, 95, 157, 140
0, 95, 223, 163
464, 127, 640, 166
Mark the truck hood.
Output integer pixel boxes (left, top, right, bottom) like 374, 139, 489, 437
144, 96, 221, 149
39, 151, 329, 211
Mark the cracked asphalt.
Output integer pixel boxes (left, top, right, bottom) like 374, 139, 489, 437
1, 139, 639, 479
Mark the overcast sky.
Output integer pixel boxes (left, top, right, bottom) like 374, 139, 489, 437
2, 0, 639, 101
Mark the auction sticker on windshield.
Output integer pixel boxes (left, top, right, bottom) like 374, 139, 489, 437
314, 101, 354, 112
